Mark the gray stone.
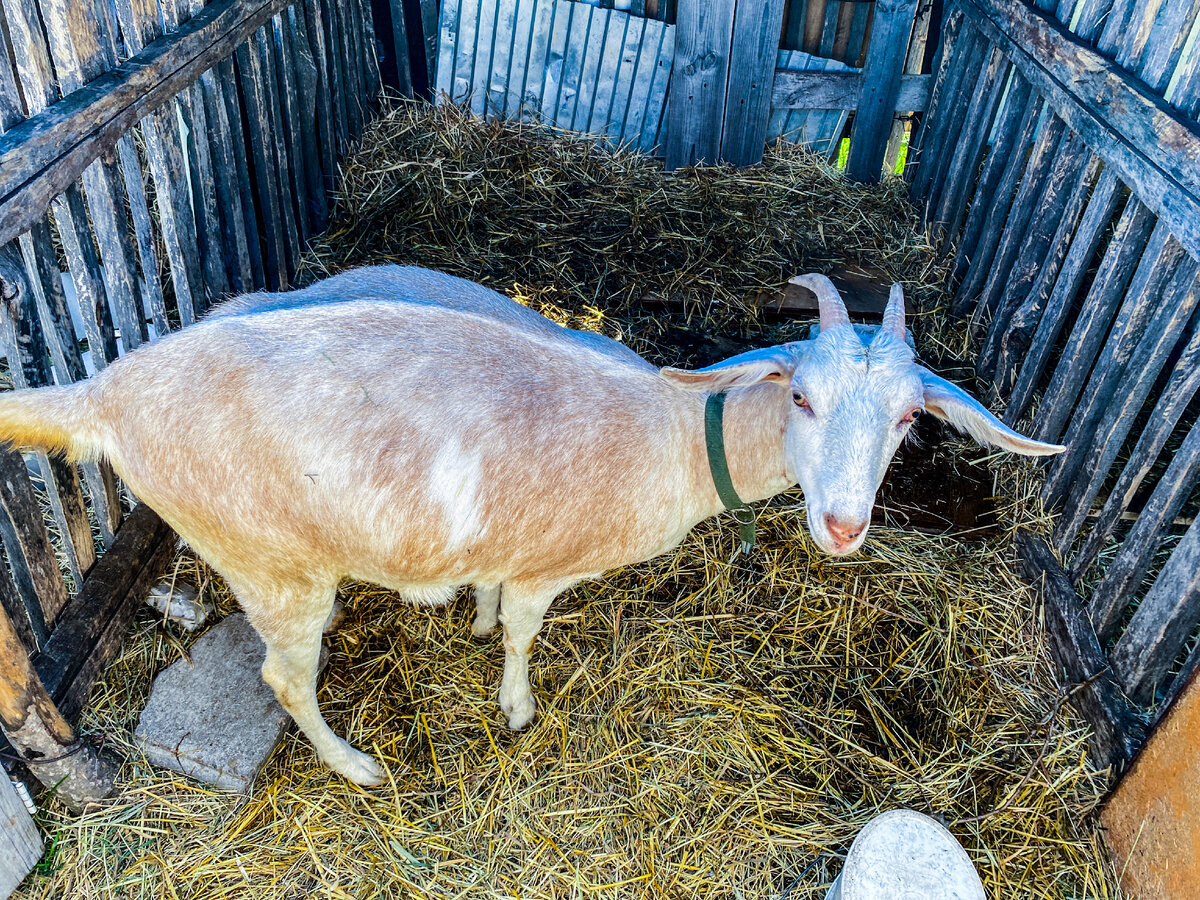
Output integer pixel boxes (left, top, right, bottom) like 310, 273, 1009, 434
146, 579, 213, 631
134, 613, 288, 791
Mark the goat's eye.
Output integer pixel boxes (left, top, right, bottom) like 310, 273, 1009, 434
793, 392, 810, 411
900, 408, 924, 426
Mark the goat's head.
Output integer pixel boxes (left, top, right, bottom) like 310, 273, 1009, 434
660, 275, 1065, 556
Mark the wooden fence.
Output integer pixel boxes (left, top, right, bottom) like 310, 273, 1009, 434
909, 0, 1200, 769
434, 0, 938, 177
0, 0, 389, 808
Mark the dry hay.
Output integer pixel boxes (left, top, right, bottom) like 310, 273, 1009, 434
15, 102, 1122, 900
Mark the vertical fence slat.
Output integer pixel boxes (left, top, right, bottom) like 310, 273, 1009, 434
719, 0, 787, 166
1042, 224, 1183, 502
237, 35, 289, 290
1112, 518, 1200, 705
845, 0, 917, 183
270, 14, 312, 247
390, 0, 416, 95
909, 12, 972, 203
663, 0, 735, 168
1005, 167, 1123, 422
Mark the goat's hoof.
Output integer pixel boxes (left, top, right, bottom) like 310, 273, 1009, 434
327, 746, 385, 787
470, 617, 498, 639
503, 698, 537, 731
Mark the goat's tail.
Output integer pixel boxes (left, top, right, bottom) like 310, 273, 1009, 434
0, 384, 102, 461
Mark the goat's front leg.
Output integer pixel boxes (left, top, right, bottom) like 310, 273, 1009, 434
471, 584, 501, 638
496, 579, 572, 729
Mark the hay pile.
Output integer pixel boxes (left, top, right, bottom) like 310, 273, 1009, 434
15, 102, 1121, 900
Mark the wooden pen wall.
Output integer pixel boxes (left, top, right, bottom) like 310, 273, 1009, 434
0, 0, 393, 798
909, 0, 1200, 767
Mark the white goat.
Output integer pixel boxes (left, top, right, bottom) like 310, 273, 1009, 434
0, 265, 1062, 785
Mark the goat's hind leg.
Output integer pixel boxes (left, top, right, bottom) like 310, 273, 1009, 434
237, 579, 384, 786
471, 584, 501, 638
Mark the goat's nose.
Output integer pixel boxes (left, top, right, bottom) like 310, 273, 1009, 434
824, 513, 867, 546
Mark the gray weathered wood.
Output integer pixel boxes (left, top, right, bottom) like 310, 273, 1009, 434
34, 504, 176, 722
236, 34, 288, 290
389, 0, 414, 95
907, 3, 965, 199
1088, 416, 1200, 640
1042, 226, 1185, 504
663, 0, 736, 168
1073, 323, 1200, 587
919, 33, 989, 222
421, 0, 440, 83
0, 599, 116, 811
846, 0, 918, 182
961, 0, 1200, 264
215, 54, 267, 290
300, 0, 337, 196
967, 112, 1068, 331
1112, 518, 1200, 706
258, 24, 302, 279
1017, 531, 1143, 770
926, 46, 1009, 241
1033, 197, 1156, 444
322, 0, 350, 148
285, 5, 329, 235
1052, 263, 1199, 553
719, 0, 787, 166
770, 70, 930, 110
0, 767, 41, 898
1004, 166, 1122, 422
270, 14, 312, 246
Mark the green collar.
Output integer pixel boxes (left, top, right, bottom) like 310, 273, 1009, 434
704, 392, 757, 555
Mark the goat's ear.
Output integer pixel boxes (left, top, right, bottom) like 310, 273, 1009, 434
919, 369, 1066, 456
660, 346, 800, 392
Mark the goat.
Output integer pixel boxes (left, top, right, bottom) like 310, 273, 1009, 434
0, 265, 1063, 785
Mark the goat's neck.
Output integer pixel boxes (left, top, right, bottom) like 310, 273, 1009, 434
683, 384, 793, 518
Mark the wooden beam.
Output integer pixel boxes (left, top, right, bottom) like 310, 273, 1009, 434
1016, 531, 1144, 771
0, 0, 293, 249
960, 0, 1200, 263
846, 0, 918, 183
33, 504, 176, 723
719, 0, 787, 166
770, 70, 931, 110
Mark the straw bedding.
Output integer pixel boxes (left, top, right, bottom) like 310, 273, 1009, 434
15, 102, 1122, 899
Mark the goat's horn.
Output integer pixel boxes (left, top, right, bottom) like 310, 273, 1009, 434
789, 273, 849, 330
882, 283, 906, 340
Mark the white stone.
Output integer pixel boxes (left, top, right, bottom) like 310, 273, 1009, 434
146, 579, 213, 632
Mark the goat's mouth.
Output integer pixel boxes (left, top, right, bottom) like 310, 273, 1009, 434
808, 515, 870, 556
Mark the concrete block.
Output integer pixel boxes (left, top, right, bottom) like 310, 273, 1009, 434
146, 579, 213, 631
134, 613, 288, 791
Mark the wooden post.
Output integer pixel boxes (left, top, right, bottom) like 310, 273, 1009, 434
663, 0, 736, 169
719, 0, 787, 167
0, 599, 116, 811
846, 0, 918, 183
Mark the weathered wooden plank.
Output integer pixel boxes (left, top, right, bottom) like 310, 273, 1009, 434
115, 135, 170, 334
961, 0, 1200, 263
269, 14, 312, 248
420, 0, 441, 83
0, 448, 68, 647
968, 115, 1069, 335
908, 11, 973, 202
435, 0, 459, 98
638, 11, 673, 153
1073, 324, 1200, 587
1017, 531, 1143, 770
604, 11, 646, 142
1052, 262, 1200, 551
358, 0, 383, 105
216, 54, 267, 289
570, 6, 610, 132
16, 224, 88, 383
1042, 225, 1184, 504
301, 0, 337, 197
846, 0, 918, 182
1134, 0, 1200, 91
719, 0, 787, 166
976, 127, 1088, 376
950, 89, 1042, 314
258, 24, 302, 278
487, 0, 518, 117
1004, 166, 1123, 422
619, 15, 666, 146
1112, 518, 1200, 706
236, 35, 288, 290
552, 2, 589, 127
926, 46, 1009, 241
0, 241, 93, 587
515, 0, 555, 120
468, 0, 498, 115
0, 764, 41, 897
322, 0, 350, 147
1088, 417, 1200, 639
883, 0, 933, 170
663, 0, 736, 168
0, 599, 116, 810
502, 0, 535, 116
35, 504, 176, 722
285, 5, 328, 235
51, 188, 121, 365
582, 7, 623, 133
449, 0, 478, 105
389, 0, 415, 95
1033, 198, 1156, 444
771, 69, 930, 110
